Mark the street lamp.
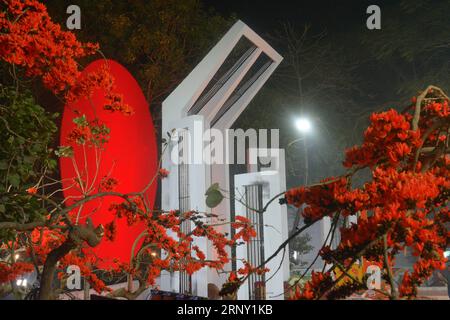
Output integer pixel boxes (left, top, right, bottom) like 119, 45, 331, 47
289, 117, 312, 235
295, 117, 312, 133
293, 117, 312, 185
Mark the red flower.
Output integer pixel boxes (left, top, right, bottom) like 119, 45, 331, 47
26, 187, 37, 194
0, 0, 98, 94
158, 168, 170, 178
104, 220, 117, 242
232, 215, 257, 242
67, 125, 91, 145
193, 245, 206, 260
0, 262, 34, 284
99, 177, 118, 192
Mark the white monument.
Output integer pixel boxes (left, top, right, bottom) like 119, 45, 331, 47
160, 20, 289, 300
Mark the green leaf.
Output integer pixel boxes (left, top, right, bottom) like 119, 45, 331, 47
8, 173, 20, 188
205, 183, 224, 208
205, 183, 220, 195
73, 114, 88, 127
206, 189, 224, 208
0, 160, 8, 170
55, 145, 74, 158
46, 159, 57, 170
23, 155, 35, 164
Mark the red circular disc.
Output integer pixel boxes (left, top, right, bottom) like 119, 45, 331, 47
60, 59, 158, 268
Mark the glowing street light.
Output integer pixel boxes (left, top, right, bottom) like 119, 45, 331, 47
16, 278, 27, 287
291, 116, 312, 186
295, 117, 312, 133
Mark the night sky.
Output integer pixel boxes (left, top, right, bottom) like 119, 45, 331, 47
204, 0, 392, 36
202, 0, 424, 186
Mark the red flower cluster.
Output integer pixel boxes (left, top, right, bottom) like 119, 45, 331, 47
29, 228, 66, 263
66, 64, 133, 116
26, 186, 38, 194
106, 207, 260, 286
290, 271, 334, 300
99, 177, 118, 192
285, 177, 356, 222
423, 100, 449, 118
0, 0, 98, 93
28, 228, 109, 293
104, 220, 117, 242
192, 245, 206, 261
66, 116, 111, 147
0, 262, 34, 284
60, 252, 111, 293
231, 215, 257, 242
237, 260, 269, 276
67, 125, 91, 145
0, 1, 132, 116
109, 196, 147, 226
285, 91, 449, 300
344, 109, 421, 168
108, 196, 259, 286
157, 210, 181, 230
158, 168, 170, 179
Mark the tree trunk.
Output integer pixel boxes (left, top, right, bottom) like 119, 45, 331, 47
38, 219, 103, 300
38, 240, 76, 300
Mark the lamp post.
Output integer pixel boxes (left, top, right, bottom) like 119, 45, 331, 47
294, 117, 311, 185
288, 117, 312, 237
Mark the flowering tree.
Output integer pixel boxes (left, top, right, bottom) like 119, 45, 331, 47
218, 87, 448, 300
0, 0, 448, 301
277, 86, 449, 299
0, 0, 258, 300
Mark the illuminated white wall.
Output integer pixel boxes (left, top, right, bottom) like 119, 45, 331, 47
160, 20, 283, 298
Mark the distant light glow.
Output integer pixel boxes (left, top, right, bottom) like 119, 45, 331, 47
14, 254, 19, 260
16, 278, 27, 287
295, 118, 312, 133
444, 251, 450, 258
